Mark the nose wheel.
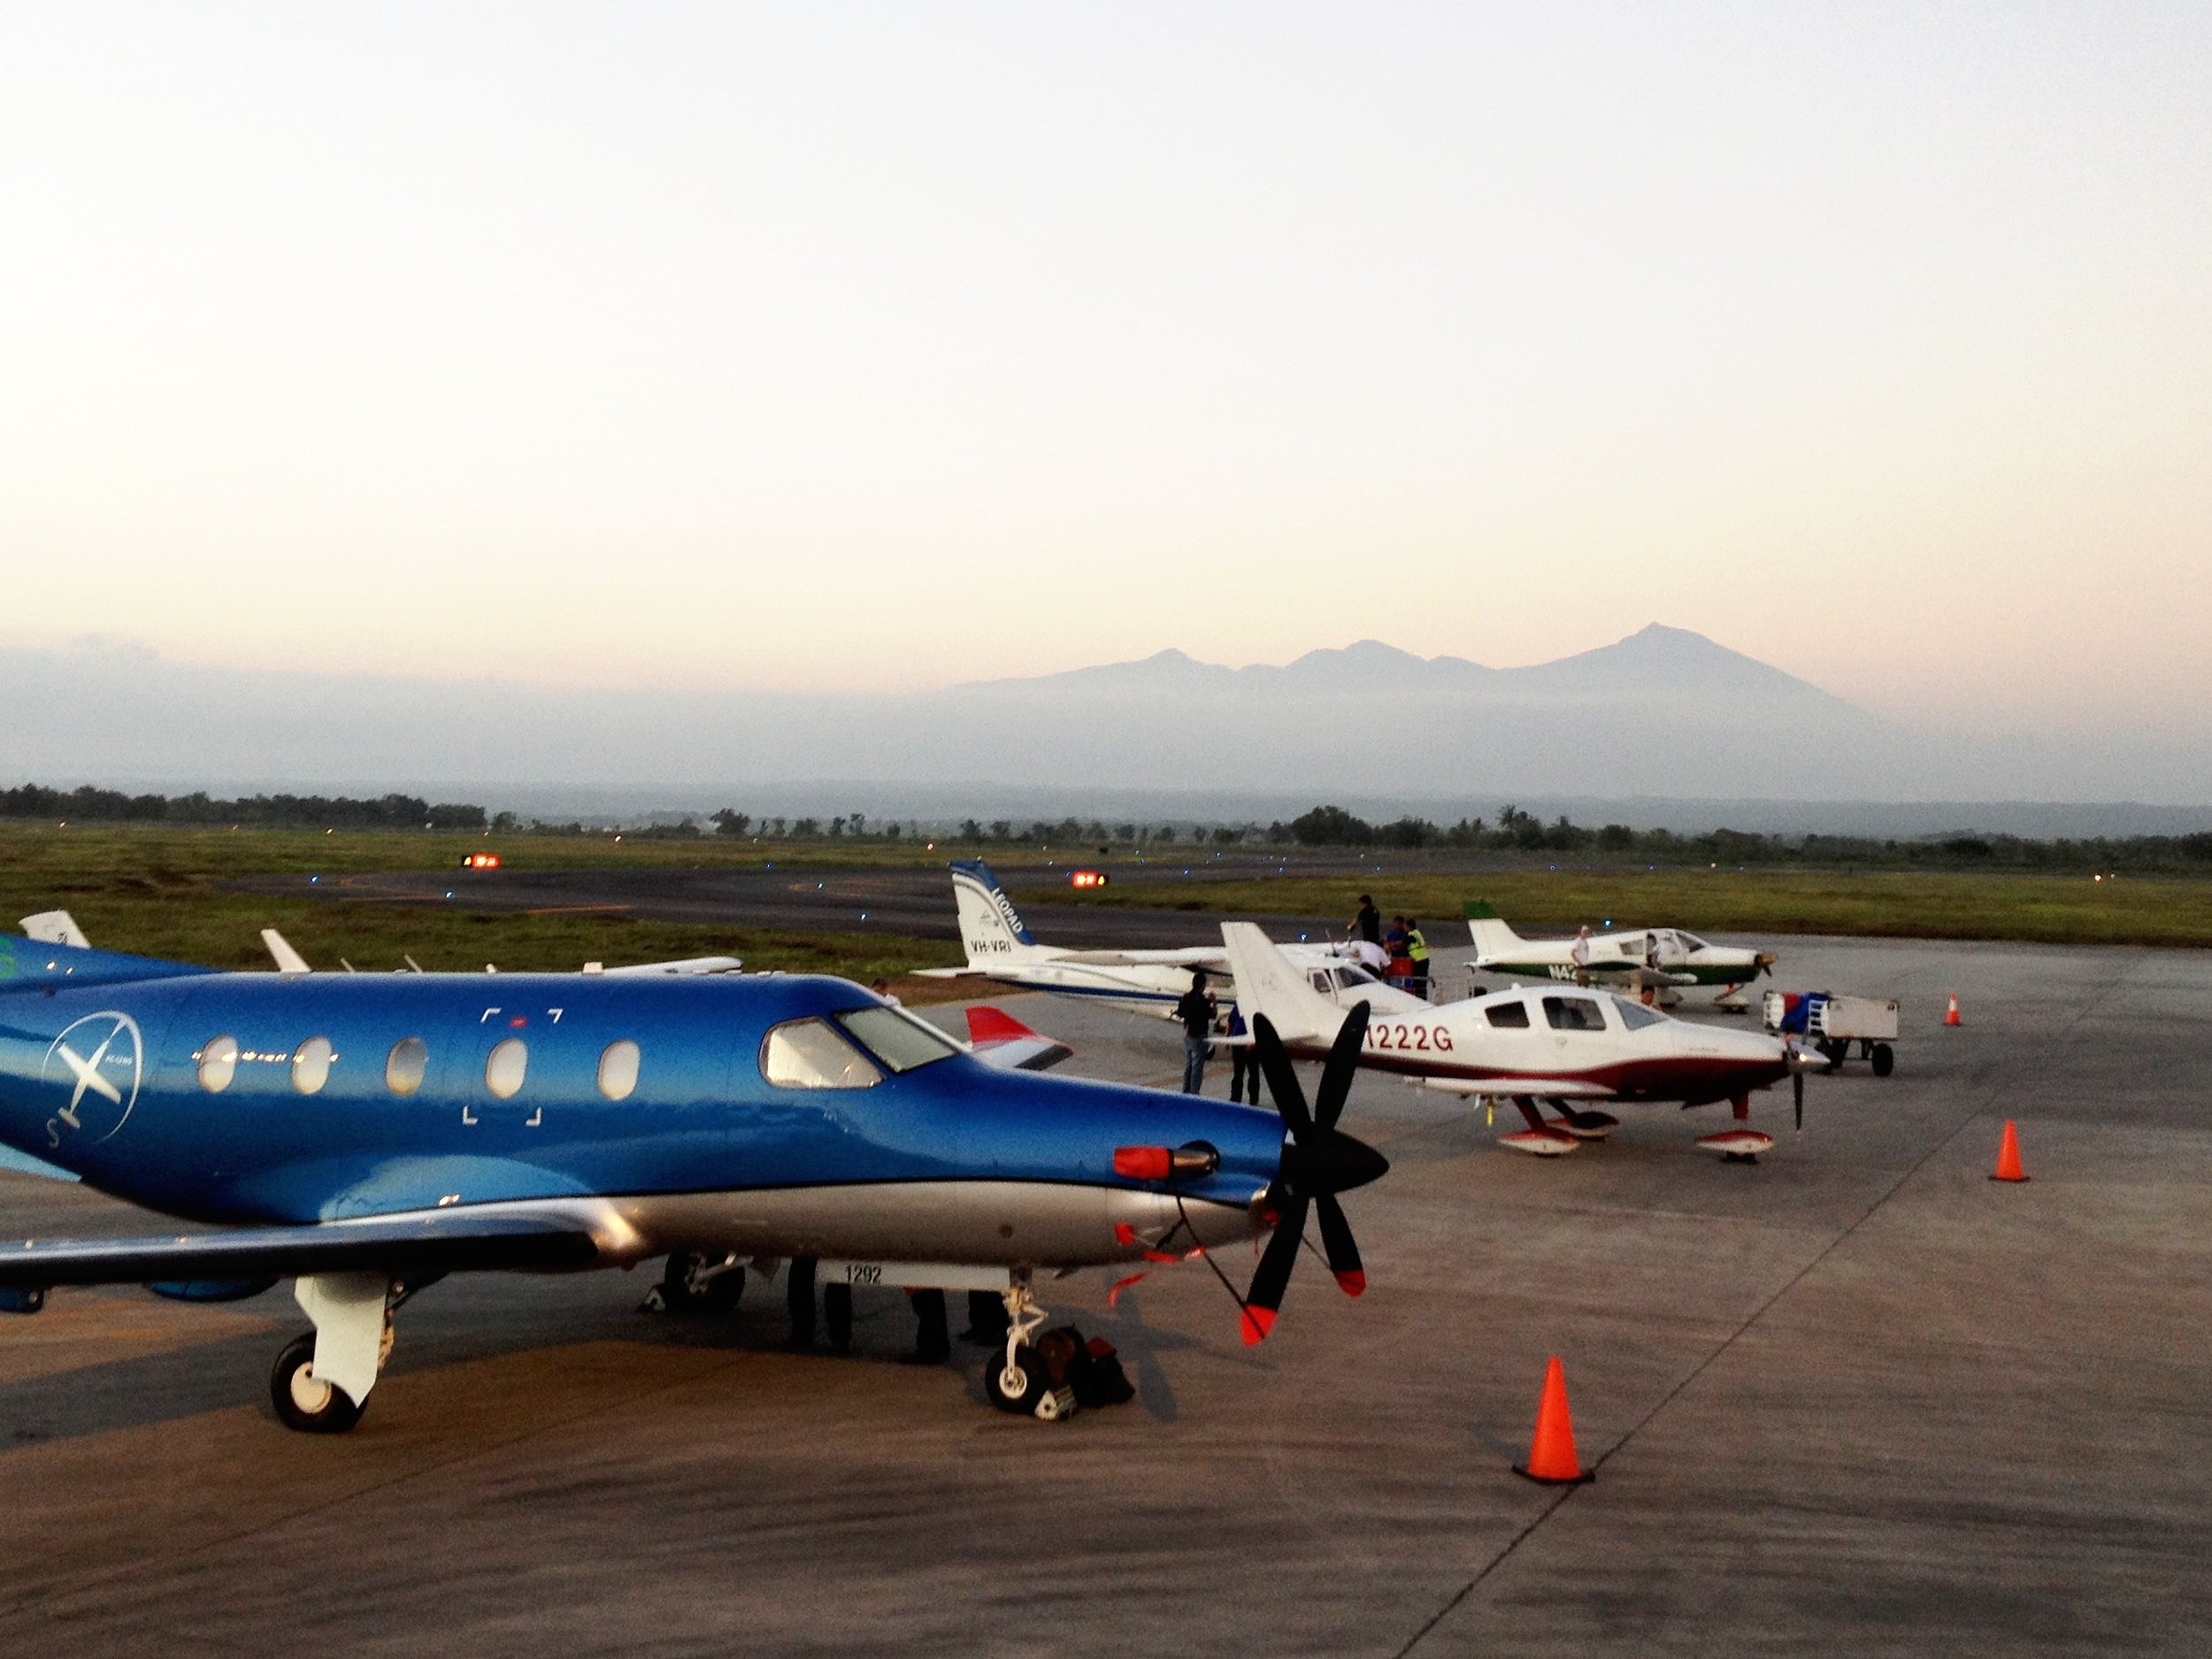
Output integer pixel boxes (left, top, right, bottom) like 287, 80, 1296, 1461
984, 1276, 1071, 1420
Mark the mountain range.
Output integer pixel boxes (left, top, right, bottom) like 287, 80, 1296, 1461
3, 627, 2204, 814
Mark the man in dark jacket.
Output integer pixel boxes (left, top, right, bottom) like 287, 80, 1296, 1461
1176, 970, 1217, 1094
1352, 894, 1382, 947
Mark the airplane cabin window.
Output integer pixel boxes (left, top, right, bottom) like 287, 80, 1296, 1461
1615, 999, 1666, 1031
197, 1035, 240, 1093
1309, 972, 1333, 995
291, 1036, 335, 1095
1542, 995, 1609, 1033
597, 1039, 641, 1102
761, 1018, 883, 1090
832, 1006, 958, 1073
485, 1037, 528, 1100
1484, 1001, 1531, 1029
386, 1037, 429, 1096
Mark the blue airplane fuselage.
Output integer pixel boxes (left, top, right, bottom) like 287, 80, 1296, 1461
0, 952, 1285, 1256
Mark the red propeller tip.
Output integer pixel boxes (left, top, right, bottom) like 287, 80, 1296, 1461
1333, 1270, 1367, 1297
1240, 1306, 1277, 1346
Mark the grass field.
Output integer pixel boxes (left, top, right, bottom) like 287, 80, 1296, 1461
1012, 868, 2212, 949
0, 825, 969, 996
8, 825, 2211, 964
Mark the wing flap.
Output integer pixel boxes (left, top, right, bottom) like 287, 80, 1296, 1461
0, 1212, 601, 1289
1422, 1077, 1615, 1100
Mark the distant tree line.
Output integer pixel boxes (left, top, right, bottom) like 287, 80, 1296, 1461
1274, 802, 2212, 872
1, 782, 486, 829
16, 781, 2208, 872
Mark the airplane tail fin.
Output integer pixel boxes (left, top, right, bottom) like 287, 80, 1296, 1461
4, 922, 211, 992
20, 911, 89, 949
1463, 899, 1527, 961
1219, 923, 1336, 1043
949, 860, 1043, 964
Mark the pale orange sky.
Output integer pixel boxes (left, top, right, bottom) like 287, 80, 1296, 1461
3, 5, 2207, 736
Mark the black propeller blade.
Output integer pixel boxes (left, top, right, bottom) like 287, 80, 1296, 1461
1794, 1069, 1804, 1136
1315, 1194, 1364, 1296
1240, 1006, 1386, 1343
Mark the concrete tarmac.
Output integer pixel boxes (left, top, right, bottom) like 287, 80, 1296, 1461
0, 938, 2207, 1656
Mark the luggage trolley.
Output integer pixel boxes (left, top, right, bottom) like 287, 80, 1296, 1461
1764, 990, 1900, 1077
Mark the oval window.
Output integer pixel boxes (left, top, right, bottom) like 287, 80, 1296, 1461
597, 1039, 641, 1102
386, 1037, 429, 1096
197, 1035, 240, 1094
291, 1036, 334, 1095
485, 1037, 527, 1100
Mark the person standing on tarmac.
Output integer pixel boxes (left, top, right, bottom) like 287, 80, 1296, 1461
1351, 894, 1382, 949
787, 1256, 852, 1355
1385, 917, 1412, 988
1176, 969, 1217, 1094
1406, 918, 1431, 1001
1571, 926, 1593, 987
903, 1287, 951, 1365
1226, 1004, 1260, 1104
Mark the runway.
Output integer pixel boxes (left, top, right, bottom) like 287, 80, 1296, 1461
227, 853, 1388, 949
1, 937, 2207, 1656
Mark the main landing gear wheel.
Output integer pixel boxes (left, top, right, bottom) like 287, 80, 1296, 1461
648, 1252, 744, 1314
270, 1333, 365, 1434
985, 1341, 1049, 1415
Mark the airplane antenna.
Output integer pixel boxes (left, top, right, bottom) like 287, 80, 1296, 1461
403, 955, 425, 973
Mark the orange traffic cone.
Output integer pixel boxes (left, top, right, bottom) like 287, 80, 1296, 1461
1945, 993, 1962, 1027
1991, 1119, 2029, 1182
1515, 1355, 1594, 1485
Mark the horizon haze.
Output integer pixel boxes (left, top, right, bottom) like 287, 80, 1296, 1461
3, 6, 2209, 756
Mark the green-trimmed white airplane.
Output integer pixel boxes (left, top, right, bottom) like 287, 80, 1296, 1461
1463, 901, 1774, 1009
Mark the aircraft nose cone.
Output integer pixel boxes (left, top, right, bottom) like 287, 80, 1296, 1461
1291, 1128, 1390, 1196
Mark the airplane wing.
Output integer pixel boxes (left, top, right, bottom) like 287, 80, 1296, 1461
962, 1006, 1075, 1072
1586, 964, 1699, 989
1048, 947, 1227, 968
599, 956, 744, 976
0, 1211, 603, 1290
1421, 1077, 1616, 1100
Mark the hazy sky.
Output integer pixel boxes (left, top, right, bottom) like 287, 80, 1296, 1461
4, 5, 2207, 734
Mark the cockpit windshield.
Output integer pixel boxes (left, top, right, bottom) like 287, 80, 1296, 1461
1612, 996, 1668, 1030
1676, 933, 1709, 950
761, 1018, 884, 1090
1331, 965, 1379, 989
832, 1005, 961, 1073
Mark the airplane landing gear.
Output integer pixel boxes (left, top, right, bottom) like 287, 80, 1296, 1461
984, 1275, 1074, 1421
640, 1251, 744, 1314
271, 1333, 365, 1432
271, 1271, 399, 1434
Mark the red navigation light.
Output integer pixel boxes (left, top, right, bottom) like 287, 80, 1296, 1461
461, 852, 503, 870
1070, 869, 1109, 889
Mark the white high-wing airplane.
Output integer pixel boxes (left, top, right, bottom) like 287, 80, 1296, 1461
1463, 901, 1774, 1009
1220, 923, 1820, 1159
911, 861, 1347, 1015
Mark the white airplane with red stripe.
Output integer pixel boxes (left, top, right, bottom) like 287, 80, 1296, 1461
1220, 923, 1820, 1159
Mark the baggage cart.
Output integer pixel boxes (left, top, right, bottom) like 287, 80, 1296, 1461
1763, 990, 1900, 1076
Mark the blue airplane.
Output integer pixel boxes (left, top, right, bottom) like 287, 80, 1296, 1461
0, 919, 1384, 1432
